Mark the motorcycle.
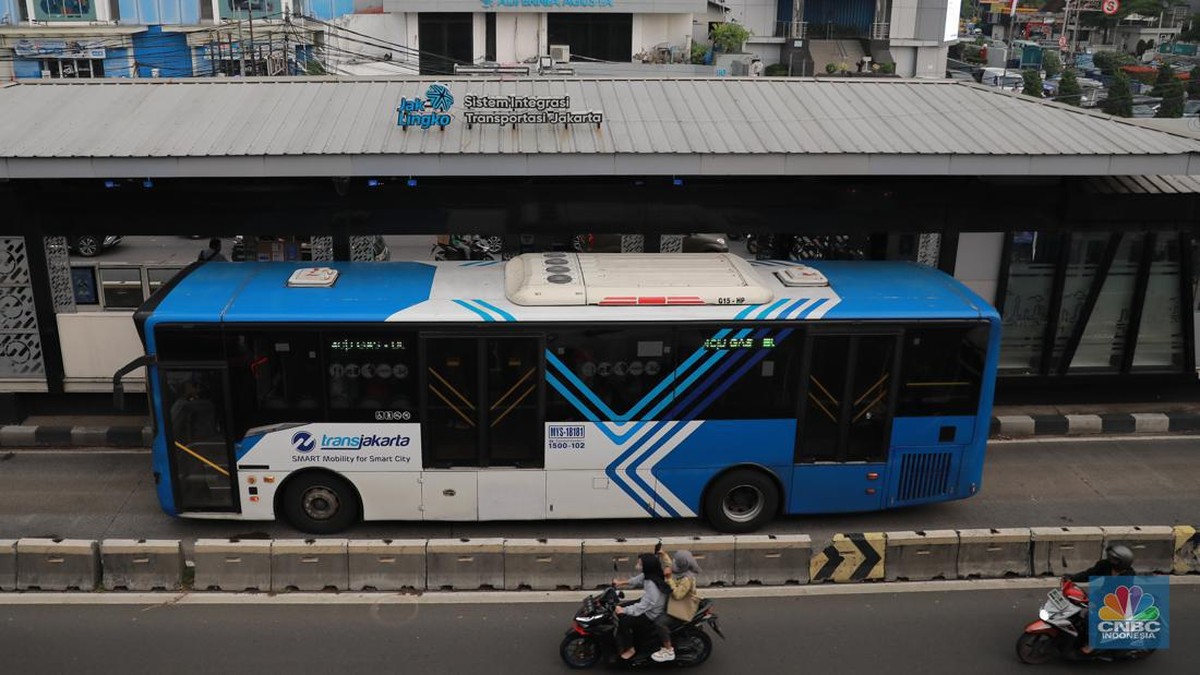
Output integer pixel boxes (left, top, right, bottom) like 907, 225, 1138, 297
1016, 578, 1155, 664
560, 586, 723, 669
432, 234, 505, 261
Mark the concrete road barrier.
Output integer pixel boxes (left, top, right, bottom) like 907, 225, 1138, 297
810, 533, 885, 583
101, 539, 184, 591
885, 530, 959, 581
581, 538, 661, 590
956, 528, 1032, 578
0, 539, 16, 591
193, 539, 271, 591
503, 539, 582, 590
271, 539, 349, 592
733, 534, 811, 585
348, 539, 426, 591
1030, 527, 1104, 577
1101, 526, 1175, 574
427, 538, 504, 590
16, 539, 100, 591
1173, 525, 1199, 575
658, 536, 736, 586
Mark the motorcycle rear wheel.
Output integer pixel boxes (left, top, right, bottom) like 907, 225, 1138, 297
559, 634, 601, 669
676, 628, 714, 666
1015, 633, 1059, 665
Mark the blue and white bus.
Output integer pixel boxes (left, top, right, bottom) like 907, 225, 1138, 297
124, 253, 1000, 533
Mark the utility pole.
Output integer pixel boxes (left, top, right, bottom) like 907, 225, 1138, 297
237, 18, 247, 76
248, 9, 256, 75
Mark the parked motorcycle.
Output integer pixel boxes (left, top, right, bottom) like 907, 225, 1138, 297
432, 234, 504, 261
1016, 578, 1155, 664
559, 585, 723, 669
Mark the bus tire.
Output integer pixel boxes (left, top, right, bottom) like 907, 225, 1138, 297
281, 471, 360, 534
703, 468, 778, 533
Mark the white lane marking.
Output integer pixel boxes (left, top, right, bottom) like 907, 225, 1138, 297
990, 435, 1199, 445
2, 576, 1196, 606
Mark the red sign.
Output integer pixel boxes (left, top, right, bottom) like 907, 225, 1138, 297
1102, 0, 1120, 16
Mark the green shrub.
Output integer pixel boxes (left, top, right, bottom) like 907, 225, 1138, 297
825, 62, 838, 74
764, 63, 790, 76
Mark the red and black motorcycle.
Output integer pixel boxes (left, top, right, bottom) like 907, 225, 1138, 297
1016, 578, 1155, 664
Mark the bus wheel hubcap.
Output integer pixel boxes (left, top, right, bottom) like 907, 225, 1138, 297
302, 487, 340, 521
723, 485, 763, 523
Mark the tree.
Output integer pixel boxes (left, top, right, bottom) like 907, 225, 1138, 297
1042, 50, 1062, 79
1151, 63, 1177, 97
1058, 69, 1083, 106
1155, 68, 1185, 117
1103, 72, 1134, 117
1022, 69, 1044, 98
710, 22, 751, 53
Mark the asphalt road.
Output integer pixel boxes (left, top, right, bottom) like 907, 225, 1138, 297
0, 582, 1194, 674
0, 437, 1196, 545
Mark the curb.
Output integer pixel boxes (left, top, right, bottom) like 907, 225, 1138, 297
3, 413, 1200, 448
989, 412, 1200, 438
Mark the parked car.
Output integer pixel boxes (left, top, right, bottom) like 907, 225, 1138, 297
576, 233, 728, 253
231, 235, 390, 262
68, 235, 122, 257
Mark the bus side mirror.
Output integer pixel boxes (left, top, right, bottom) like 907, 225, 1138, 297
112, 355, 156, 411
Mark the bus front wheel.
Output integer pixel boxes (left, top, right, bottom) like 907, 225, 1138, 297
703, 469, 779, 533
281, 472, 360, 534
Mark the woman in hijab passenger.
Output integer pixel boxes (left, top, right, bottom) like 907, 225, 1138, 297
613, 553, 673, 661
665, 550, 704, 624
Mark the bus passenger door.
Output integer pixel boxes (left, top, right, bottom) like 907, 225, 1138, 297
791, 331, 900, 514
421, 335, 544, 520
161, 368, 238, 513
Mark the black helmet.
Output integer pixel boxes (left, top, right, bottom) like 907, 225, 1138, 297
1106, 544, 1134, 568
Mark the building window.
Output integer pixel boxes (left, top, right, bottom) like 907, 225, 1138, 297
999, 231, 1063, 374
218, 0, 274, 21
200, 0, 213, 21
34, 0, 97, 20
547, 13, 633, 63
40, 59, 104, 78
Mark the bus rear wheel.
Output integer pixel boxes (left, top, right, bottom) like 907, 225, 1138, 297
703, 469, 779, 533
281, 472, 360, 534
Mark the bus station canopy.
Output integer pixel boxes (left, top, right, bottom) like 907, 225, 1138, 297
2, 76, 1199, 179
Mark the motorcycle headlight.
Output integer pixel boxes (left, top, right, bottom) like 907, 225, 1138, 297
1038, 609, 1050, 621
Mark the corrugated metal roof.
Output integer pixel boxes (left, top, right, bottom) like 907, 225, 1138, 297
1083, 174, 1200, 194
2, 76, 1199, 178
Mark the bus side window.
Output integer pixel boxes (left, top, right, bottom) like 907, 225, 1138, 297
229, 331, 323, 434
546, 327, 675, 422
897, 324, 987, 417
673, 326, 800, 420
325, 332, 418, 422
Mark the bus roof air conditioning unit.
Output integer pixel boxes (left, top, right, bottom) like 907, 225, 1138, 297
549, 44, 570, 64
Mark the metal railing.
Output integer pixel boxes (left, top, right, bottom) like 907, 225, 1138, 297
774, 20, 807, 39
871, 22, 890, 40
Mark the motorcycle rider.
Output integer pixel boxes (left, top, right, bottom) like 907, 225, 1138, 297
1067, 544, 1135, 656
612, 553, 674, 662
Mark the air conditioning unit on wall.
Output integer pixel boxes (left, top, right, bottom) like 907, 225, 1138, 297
549, 44, 570, 64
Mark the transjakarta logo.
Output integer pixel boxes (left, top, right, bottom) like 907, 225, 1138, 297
397, 83, 454, 129
1090, 577, 1170, 649
291, 431, 316, 453
316, 433, 412, 450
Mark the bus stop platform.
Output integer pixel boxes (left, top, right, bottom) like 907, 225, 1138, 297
2, 403, 1200, 449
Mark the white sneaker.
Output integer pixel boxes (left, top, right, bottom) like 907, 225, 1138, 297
651, 648, 675, 663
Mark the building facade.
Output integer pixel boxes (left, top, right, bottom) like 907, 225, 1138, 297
0, 0, 344, 80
